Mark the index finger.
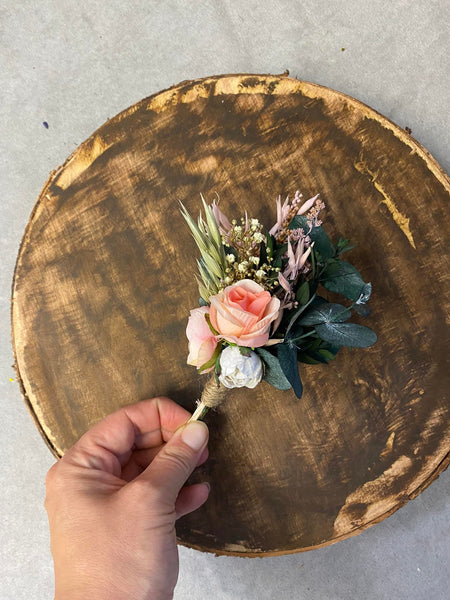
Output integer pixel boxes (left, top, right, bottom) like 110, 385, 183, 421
63, 397, 192, 475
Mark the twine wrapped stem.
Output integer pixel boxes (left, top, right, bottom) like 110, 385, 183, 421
188, 376, 228, 422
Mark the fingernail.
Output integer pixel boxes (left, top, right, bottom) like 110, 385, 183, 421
181, 421, 208, 451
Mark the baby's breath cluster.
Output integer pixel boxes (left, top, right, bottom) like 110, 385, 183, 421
220, 217, 279, 290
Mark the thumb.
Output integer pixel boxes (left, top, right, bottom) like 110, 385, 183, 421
138, 420, 209, 506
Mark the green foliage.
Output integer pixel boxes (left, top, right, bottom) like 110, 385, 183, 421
204, 313, 219, 336
297, 337, 340, 365
277, 343, 303, 398
334, 237, 355, 255
258, 240, 268, 267
256, 348, 291, 391
238, 346, 252, 357
285, 293, 317, 336
315, 322, 377, 347
198, 343, 223, 373
296, 281, 309, 305
320, 260, 368, 301
354, 303, 371, 317
223, 245, 239, 260
298, 303, 352, 326
214, 352, 222, 376
356, 283, 372, 305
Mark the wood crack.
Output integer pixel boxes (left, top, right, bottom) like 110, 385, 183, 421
355, 160, 417, 249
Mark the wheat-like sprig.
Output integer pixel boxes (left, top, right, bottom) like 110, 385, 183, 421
180, 196, 228, 300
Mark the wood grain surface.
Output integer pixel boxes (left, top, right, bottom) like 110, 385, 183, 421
11, 73, 450, 556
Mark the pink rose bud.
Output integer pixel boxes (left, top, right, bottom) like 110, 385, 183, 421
186, 307, 218, 371
209, 279, 280, 347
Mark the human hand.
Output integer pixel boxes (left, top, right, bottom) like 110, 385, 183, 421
45, 397, 209, 600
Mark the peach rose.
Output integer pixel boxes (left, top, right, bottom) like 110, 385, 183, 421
186, 307, 218, 371
209, 279, 280, 347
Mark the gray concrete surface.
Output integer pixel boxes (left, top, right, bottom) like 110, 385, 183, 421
1, 1, 449, 598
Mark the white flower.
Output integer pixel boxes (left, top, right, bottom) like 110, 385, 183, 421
219, 346, 263, 389
226, 253, 236, 264
249, 256, 259, 265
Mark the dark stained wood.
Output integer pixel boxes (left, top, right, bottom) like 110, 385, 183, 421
11, 73, 450, 556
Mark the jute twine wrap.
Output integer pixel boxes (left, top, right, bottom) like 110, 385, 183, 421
201, 376, 227, 408
188, 376, 227, 422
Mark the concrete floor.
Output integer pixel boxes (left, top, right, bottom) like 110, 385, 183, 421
1, 1, 449, 598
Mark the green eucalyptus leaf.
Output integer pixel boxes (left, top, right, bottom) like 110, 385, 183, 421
289, 215, 307, 230
277, 343, 303, 398
256, 348, 291, 391
299, 303, 352, 326
321, 260, 367, 301
199, 297, 209, 307
310, 227, 334, 260
354, 303, 371, 317
356, 282, 372, 304
315, 322, 377, 348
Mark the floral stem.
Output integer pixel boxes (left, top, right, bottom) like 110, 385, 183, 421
188, 401, 209, 422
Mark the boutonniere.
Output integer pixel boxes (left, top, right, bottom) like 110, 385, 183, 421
181, 190, 376, 421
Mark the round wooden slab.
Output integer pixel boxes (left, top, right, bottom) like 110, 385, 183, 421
12, 73, 449, 556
